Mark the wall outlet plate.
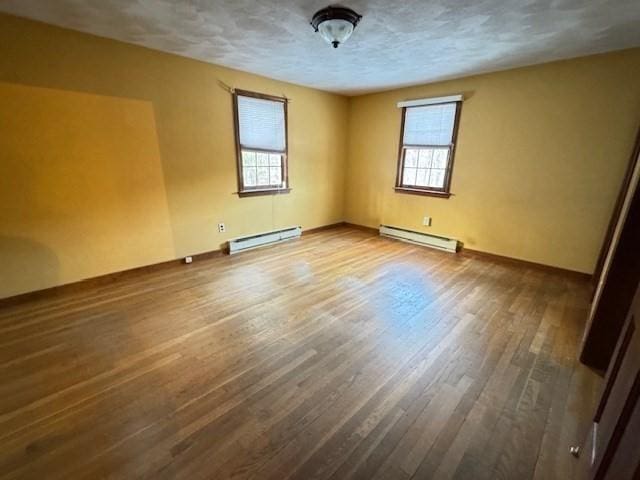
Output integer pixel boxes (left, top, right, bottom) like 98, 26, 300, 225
184, 256, 193, 264
218, 223, 226, 233
423, 216, 432, 226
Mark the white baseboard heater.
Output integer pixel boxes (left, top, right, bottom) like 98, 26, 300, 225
379, 225, 459, 253
228, 226, 302, 254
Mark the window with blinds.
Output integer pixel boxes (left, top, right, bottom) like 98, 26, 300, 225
233, 90, 289, 196
395, 100, 461, 197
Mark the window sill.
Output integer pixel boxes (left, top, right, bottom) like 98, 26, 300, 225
394, 187, 451, 198
237, 188, 291, 198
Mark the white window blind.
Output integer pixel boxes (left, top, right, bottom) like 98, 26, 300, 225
237, 95, 286, 152
403, 103, 457, 146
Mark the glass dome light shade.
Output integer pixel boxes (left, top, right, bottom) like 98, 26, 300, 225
311, 6, 362, 49
318, 19, 355, 48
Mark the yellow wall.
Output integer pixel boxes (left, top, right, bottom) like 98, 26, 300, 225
0, 14, 349, 299
345, 50, 640, 273
0, 83, 175, 297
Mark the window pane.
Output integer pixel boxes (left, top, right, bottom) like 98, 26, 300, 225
417, 149, 433, 168
428, 169, 446, 188
242, 150, 256, 166
404, 149, 418, 168
256, 167, 269, 185
269, 167, 282, 185
415, 168, 429, 186
269, 154, 282, 166
402, 167, 417, 186
257, 152, 270, 166
243, 167, 257, 187
432, 148, 449, 169
403, 103, 456, 146
237, 95, 285, 151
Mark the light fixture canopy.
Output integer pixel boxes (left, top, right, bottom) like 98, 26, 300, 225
311, 5, 362, 49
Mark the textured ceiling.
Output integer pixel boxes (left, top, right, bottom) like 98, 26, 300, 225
1, 0, 640, 95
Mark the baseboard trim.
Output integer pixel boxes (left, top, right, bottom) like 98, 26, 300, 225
302, 222, 347, 235
0, 221, 349, 307
0, 222, 592, 306
343, 222, 379, 235
302, 222, 379, 236
0, 248, 225, 307
460, 247, 592, 281
342, 221, 592, 281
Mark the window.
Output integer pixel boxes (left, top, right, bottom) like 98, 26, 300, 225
233, 90, 289, 197
395, 98, 462, 197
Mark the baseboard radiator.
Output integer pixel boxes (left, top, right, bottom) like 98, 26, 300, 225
379, 225, 459, 253
228, 226, 302, 254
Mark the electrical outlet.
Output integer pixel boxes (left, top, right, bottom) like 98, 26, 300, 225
218, 223, 226, 233
184, 256, 193, 264
423, 216, 432, 226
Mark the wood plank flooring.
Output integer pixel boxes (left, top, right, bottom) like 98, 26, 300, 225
0, 226, 601, 479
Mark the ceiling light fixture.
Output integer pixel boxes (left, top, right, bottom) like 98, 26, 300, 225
311, 5, 362, 49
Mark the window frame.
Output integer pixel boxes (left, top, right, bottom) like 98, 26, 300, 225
232, 89, 290, 197
394, 101, 462, 198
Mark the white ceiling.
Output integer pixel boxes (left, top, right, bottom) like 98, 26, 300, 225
2, 0, 640, 95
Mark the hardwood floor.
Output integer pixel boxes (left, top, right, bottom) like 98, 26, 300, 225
0, 226, 601, 479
